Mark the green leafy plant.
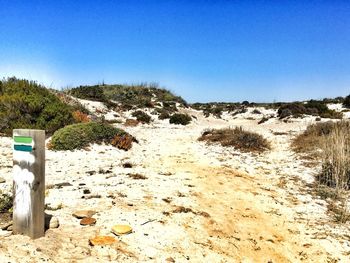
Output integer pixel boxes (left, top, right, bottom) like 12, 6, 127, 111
50, 122, 133, 150
198, 127, 270, 153
0, 77, 74, 135
169, 113, 192, 125
131, 110, 152, 123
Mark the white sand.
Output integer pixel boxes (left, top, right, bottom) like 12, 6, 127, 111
0, 105, 349, 262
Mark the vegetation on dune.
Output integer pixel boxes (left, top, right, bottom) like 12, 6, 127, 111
277, 100, 342, 119
343, 95, 350, 108
169, 113, 192, 125
67, 83, 186, 111
131, 110, 152, 124
0, 77, 75, 135
198, 127, 270, 153
293, 120, 350, 222
49, 122, 135, 151
0, 193, 12, 213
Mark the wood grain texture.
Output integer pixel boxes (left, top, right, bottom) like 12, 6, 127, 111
13, 129, 45, 239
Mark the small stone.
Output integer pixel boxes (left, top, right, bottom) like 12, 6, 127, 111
72, 210, 96, 219
1, 221, 12, 231
49, 216, 59, 229
166, 257, 176, 262
0, 230, 12, 237
111, 225, 132, 235
83, 189, 91, 194
0, 177, 5, 183
6, 225, 13, 231
80, 217, 96, 226
89, 236, 116, 246
45, 215, 59, 229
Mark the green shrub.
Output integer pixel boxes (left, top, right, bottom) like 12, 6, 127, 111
50, 122, 131, 150
343, 95, 350, 108
198, 127, 270, 153
66, 83, 186, 110
131, 110, 152, 123
0, 193, 13, 213
169, 113, 192, 125
67, 85, 107, 102
0, 77, 74, 135
278, 101, 342, 119
158, 110, 171, 120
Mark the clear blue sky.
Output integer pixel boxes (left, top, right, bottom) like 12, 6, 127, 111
0, 1, 349, 103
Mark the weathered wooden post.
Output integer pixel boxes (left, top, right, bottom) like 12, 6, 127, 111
13, 129, 45, 239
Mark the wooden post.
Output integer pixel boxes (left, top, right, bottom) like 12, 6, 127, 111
13, 129, 45, 239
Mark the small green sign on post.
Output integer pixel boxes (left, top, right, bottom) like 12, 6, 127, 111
13, 129, 45, 239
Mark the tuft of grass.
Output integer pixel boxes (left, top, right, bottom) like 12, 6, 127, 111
317, 121, 350, 190
198, 127, 270, 153
292, 121, 334, 158
50, 122, 132, 151
169, 113, 192, 125
128, 173, 147, 180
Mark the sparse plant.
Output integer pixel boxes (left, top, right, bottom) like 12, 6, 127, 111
198, 127, 270, 153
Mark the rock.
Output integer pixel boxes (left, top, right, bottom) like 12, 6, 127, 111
72, 210, 96, 219
0, 177, 5, 183
0, 230, 12, 237
49, 216, 60, 229
45, 215, 59, 229
80, 217, 96, 226
111, 225, 132, 235
89, 236, 116, 246
0, 221, 12, 231
6, 225, 13, 231
166, 257, 176, 262
83, 189, 91, 194
0, 213, 12, 230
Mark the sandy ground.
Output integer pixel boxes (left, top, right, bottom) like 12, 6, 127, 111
1, 104, 350, 262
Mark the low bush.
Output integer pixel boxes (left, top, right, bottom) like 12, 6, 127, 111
198, 127, 270, 153
158, 109, 171, 120
50, 122, 133, 150
131, 110, 152, 124
343, 95, 350, 108
72, 110, 90, 123
277, 101, 342, 119
0, 193, 12, 213
169, 113, 192, 125
0, 77, 74, 135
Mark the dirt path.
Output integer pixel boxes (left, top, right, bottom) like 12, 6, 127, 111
157, 126, 331, 262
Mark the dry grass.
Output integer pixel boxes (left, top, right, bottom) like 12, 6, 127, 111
292, 121, 334, 158
317, 121, 350, 190
127, 173, 147, 180
294, 121, 350, 223
198, 127, 271, 153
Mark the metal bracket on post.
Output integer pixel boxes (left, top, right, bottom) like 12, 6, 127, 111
13, 129, 45, 239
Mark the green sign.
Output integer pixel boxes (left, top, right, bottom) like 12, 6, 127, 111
14, 136, 33, 152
